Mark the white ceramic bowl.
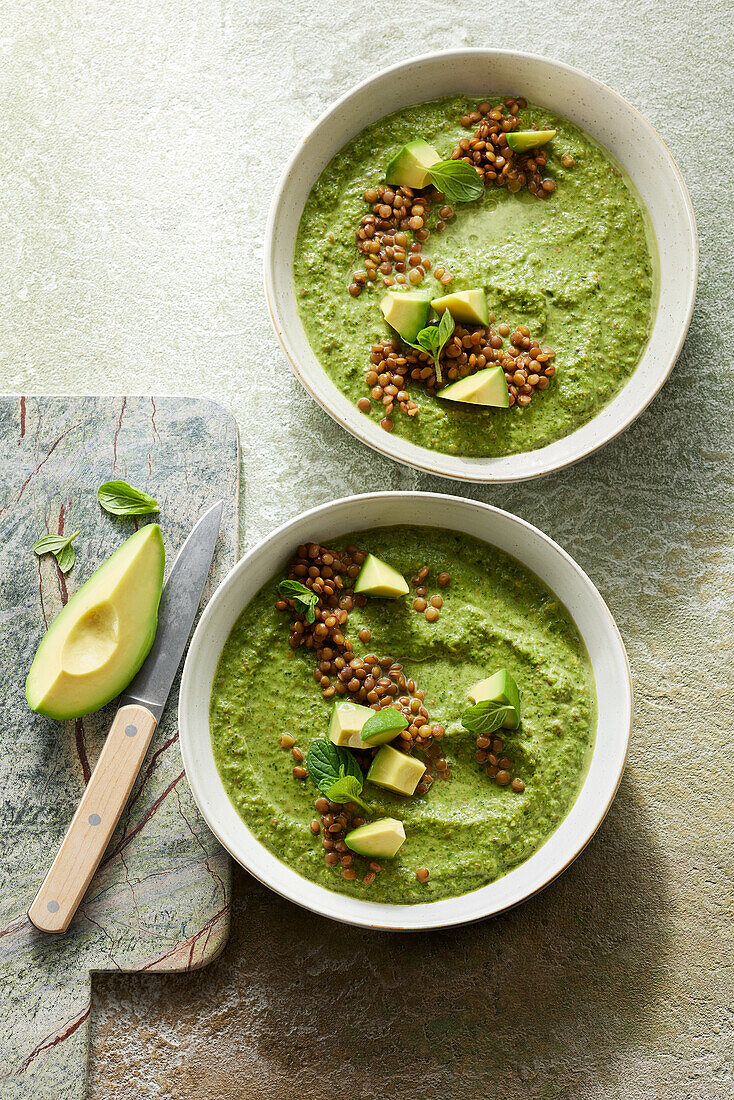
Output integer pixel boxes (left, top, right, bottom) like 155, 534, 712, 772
264, 49, 697, 483
179, 492, 632, 930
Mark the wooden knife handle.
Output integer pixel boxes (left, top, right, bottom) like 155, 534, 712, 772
28, 704, 157, 933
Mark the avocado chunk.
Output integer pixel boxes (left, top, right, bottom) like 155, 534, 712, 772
328, 700, 397, 748
506, 129, 556, 152
367, 745, 426, 795
354, 553, 409, 598
25, 524, 165, 720
345, 818, 406, 858
439, 366, 509, 407
431, 288, 489, 326
380, 290, 431, 344
467, 669, 521, 729
385, 139, 441, 189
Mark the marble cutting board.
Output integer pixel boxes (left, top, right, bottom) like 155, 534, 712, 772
0, 396, 238, 1098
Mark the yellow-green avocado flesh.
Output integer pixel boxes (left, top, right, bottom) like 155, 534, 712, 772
26, 524, 165, 719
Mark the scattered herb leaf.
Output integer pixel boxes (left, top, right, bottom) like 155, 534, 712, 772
361, 708, 409, 741
33, 530, 80, 575
461, 700, 516, 735
322, 773, 371, 812
427, 159, 484, 205
407, 307, 455, 383
306, 739, 371, 811
278, 578, 318, 624
97, 480, 159, 516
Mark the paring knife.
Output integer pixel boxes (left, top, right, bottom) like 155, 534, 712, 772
28, 500, 224, 934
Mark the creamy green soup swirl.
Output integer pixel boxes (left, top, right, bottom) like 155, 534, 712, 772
294, 95, 657, 458
210, 527, 596, 905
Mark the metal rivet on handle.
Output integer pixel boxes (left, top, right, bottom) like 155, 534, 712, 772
88, 813, 101, 826
47, 901, 60, 913
125, 724, 138, 737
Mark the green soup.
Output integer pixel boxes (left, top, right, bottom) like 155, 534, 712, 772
210, 527, 597, 904
294, 96, 657, 457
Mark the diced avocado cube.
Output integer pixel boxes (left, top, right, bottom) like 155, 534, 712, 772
380, 290, 431, 344
328, 700, 399, 748
345, 818, 406, 858
385, 139, 441, 189
467, 669, 521, 728
431, 289, 489, 326
438, 366, 509, 408
367, 745, 426, 796
354, 553, 409, 598
506, 129, 556, 152
328, 701, 375, 748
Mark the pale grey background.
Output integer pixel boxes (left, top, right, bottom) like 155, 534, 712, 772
1, 0, 731, 1097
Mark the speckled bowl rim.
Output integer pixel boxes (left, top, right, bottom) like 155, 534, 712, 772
179, 492, 632, 931
263, 48, 697, 483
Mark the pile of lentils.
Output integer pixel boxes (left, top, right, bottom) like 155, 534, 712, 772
275, 544, 471, 881
474, 731, 525, 793
349, 97, 574, 297
274, 542, 447, 777
275, 544, 522, 793
357, 323, 556, 429
277, 733, 375, 882
350, 186, 455, 297
454, 96, 573, 196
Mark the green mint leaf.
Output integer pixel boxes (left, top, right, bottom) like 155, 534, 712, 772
409, 309, 455, 384
306, 738, 362, 792
278, 578, 318, 624
361, 708, 408, 741
461, 700, 516, 735
323, 774, 371, 813
436, 302, 455, 348
97, 480, 159, 516
428, 159, 484, 204
33, 530, 80, 575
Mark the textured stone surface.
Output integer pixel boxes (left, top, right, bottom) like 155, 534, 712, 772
0, 398, 237, 1098
0, 0, 731, 1097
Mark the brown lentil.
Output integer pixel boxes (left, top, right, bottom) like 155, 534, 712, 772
416, 868, 430, 883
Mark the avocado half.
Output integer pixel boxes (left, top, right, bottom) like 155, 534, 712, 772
26, 524, 165, 720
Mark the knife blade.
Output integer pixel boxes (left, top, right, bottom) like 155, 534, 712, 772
28, 500, 224, 933
119, 499, 224, 720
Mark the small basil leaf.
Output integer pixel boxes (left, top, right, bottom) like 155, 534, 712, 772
97, 480, 159, 516
408, 309, 455, 384
428, 159, 484, 204
33, 530, 80, 575
361, 708, 408, 741
436, 302, 455, 348
323, 774, 371, 812
461, 700, 516, 735
278, 578, 318, 624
